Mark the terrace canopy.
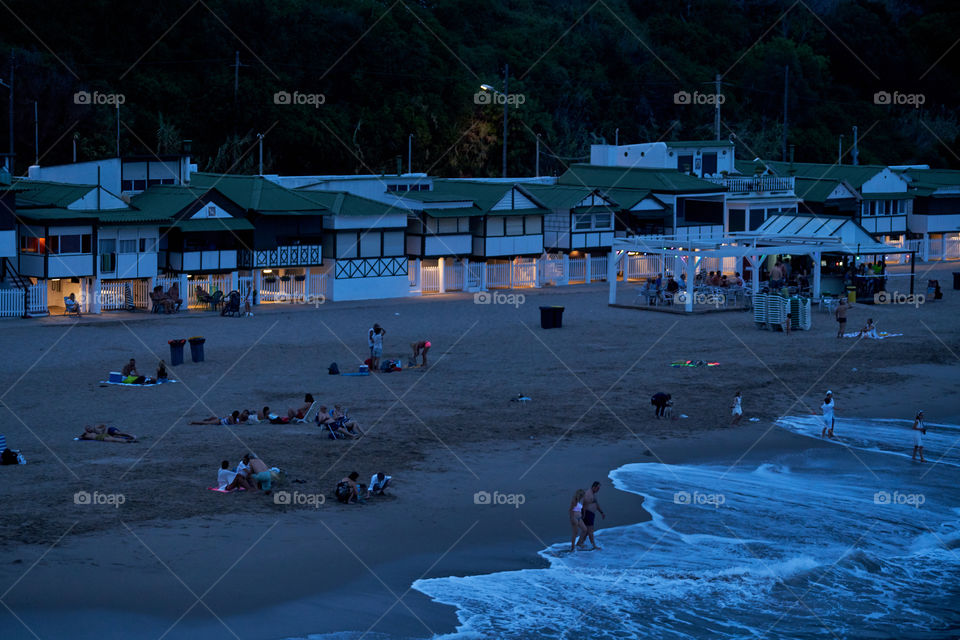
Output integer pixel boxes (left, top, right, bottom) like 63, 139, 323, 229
606, 214, 916, 312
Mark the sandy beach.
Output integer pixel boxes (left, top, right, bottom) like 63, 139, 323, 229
1, 263, 958, 640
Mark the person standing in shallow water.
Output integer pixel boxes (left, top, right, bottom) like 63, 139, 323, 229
912, 410, 926, 462
819, 391, 835, 438
569, 488, 587, 552
576, 481, 606, 550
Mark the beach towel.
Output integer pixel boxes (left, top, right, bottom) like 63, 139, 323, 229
341, 372, 371, 377
207, 486, 246, 493
670, 360, 720, 367
99, 378, 178, 387
843, 331, 902, 340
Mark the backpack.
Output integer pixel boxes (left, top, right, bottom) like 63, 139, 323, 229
328, 362, 340, 375
1, 448, 18, 466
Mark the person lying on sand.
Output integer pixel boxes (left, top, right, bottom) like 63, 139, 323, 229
78, 425, 138, 443
191, 410, 246, 426
218, 460, 253, 491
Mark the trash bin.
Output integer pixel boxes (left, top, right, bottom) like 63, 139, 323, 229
539, 306, 565, 329
188, 337, 206, 363
846, 285, 856, 304
953, 272, 960, 290
168, 339, 185, 366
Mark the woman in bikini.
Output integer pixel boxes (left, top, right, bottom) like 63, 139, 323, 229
569, 488, 587, 551
191, 410, 243, 426
78, 425, 138, 443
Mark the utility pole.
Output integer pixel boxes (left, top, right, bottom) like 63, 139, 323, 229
535, 134, 541, 177
257, 133, 264, 175
838, 134, 844, 164
73, 132, 78, 163
781, 65, 789, 162
115, 102, 120, 157
851, 126, 859, 166
502, 63, 509, 178
714, 73, 721, 140
8, 49, 13, 169
408, 134, 413, 174
33, 101, 38, 165
615, 128, 619, 146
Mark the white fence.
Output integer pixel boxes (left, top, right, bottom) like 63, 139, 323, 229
101, 280, 150, 310
624, 254, 662, 281
259, 273, 329, 303
0, 284, 48, 317
187, 274, 234, 308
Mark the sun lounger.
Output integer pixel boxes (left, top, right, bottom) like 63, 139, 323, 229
295, 402, 321, 424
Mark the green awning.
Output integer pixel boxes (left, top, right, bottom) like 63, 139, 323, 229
173, 218, 254, 232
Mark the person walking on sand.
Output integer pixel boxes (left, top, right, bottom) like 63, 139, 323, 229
651, 392, 671, 419
912, 410, 927, 462
731, 391, 743, 426
576, 481, 606, 550
819, 390, 835, 438
569, 488, 588, 552
368, 323, 386, 372
410, 340, 431, 367
835, 299, 848, 338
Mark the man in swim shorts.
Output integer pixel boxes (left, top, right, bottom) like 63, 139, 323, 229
576, 481, 606, 550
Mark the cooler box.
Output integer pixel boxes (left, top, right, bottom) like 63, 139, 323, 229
108, 372, 123, 383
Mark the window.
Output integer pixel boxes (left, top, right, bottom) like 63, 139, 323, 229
336, 232, 358, 259
897, 200, 907, 214
749, 210, 764, 230
139, 237, 157, 252
729, 209, 746, 233
592, 214, 611, 229
119, 239, 137, 253
382, 231, 404, 256
487, 216, 505, 236
702, 153, 718, 176
574, 214, 591, 230
359, 231, 381, 257
207, 205, 217, 217
133, 180, 146, 191
677, 154, 694, 174
438, 218, 458, 234
99, 239, 116, 272
505, 216, 524, 235
47, 234, 92, 254
20, 235, 44, 253
458, 217, 470, 233
122, 180, 134, 192
524, 215, 543, 234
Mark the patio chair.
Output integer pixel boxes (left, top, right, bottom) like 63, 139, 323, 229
149, 289, 166, 313
207, 290, 224, 312
195, 286, 213, 305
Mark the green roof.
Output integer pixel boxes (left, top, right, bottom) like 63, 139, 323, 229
423, 206, 484, 218
15, 206, 168, 224
897, 168, 960, 195
757, 161, 888, 189
191, 173, 329, 214
395, 190, 474, 205
520, 184, 615, 210
174, 218, 254, 232
14, 180, 97, 208
427, 180, 517, 211
129, 185, 214, 218
601, 188, 658, 210
558, 165, 723, 194
793, 177, 848, 204
296, 189, 398, 216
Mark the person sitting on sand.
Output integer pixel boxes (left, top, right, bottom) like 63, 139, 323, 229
369, 472, 392, 496
335, 471, 365, 504
410, 340, 431, 367
191, 410, 242, 426
244, 454, 274, 494
332, 404, 365, 437
569, 488, 588, 552
218, 460, 253, 491
121, 358, 147, 384
156, 360, 168, 381
256, 406, 271, 421
316, 407, 359, 439
288, 393, 315, 420
78, 425, 138, 443
857, 318, 879, 339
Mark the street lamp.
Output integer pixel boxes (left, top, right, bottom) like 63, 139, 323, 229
479, 63, 509, 178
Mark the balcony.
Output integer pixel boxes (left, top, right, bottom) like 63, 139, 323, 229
239, 244, 323, 269
705, 176, 795, 194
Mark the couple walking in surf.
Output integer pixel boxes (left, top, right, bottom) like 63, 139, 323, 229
569, 481, 605, 551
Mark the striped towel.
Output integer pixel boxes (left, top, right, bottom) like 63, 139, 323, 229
0, 435, 6, 450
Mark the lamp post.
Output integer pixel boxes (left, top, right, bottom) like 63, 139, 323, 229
480, 63, 509, 177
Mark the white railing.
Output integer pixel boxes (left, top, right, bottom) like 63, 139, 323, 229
101, 280, 150, 310
589, 256, 608, 282
704, 175, 794, 193
0, 284, 48, 317
445, 262, 465, 291
542, 256, 565, 283
625, 254, 662, 281
486, 262, 511, 288
421, 265, 440, 293
512, 260, 537, 288
569, 258, 586, 283
187, 274, 234, 308
467, 262, 483, 290
260, 273, 328, 303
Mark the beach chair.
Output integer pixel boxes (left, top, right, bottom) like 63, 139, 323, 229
63, 296, 81, 317
221, 291, 242, 317
295, 402, 320, 424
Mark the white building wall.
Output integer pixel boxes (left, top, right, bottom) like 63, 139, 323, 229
425, 235, 471, 255
860, 169, 908, 194
28, 159, 122, 195
0, 230, 14, 258
330, 275, 408, 302
485, 235, 543, 256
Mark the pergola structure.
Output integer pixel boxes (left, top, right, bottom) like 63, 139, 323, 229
606, 214, 916, 312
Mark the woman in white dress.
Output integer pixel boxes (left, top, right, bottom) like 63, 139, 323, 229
820, 391, 835, 438
731, 391, 743, 426
911, 410, 926, 463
